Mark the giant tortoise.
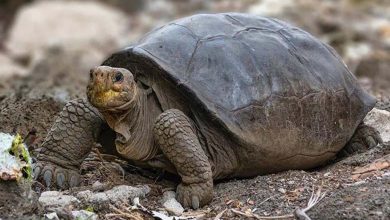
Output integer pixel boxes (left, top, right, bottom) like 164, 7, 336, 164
33, 13, 381, 208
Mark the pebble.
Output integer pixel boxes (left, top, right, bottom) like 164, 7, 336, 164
88, 192, 110, 210
161, 191, 184, 216
364, 108, 390, 143
105, 185, 150, 204
92, 180, 104, 189
76, 190, 93, 203
71, 210, 98, 220
38, 191, 80, 211
39, 185, 150, 214
44, 212, 59, 220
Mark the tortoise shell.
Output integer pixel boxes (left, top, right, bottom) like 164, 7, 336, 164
103, 13, 375, 171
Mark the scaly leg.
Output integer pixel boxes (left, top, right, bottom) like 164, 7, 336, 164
154, 109, 213, 209
339, 123, 382, 156
33, 99, 104, 189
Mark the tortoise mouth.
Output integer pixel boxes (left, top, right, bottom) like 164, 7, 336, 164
87, 80, 135, 111
87, 87, 122, 109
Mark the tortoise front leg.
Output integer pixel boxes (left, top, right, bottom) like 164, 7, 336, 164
33, 99, 104, 189
154, 109, 213, 209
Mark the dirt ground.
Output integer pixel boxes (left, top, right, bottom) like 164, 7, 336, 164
78, 142, 390, 220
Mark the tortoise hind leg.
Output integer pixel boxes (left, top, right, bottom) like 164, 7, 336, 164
338, 123, 382, 156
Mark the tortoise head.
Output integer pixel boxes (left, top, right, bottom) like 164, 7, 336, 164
87, 66, 137, 111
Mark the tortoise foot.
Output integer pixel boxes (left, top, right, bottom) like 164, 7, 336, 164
176, 181, 213, 209
340, 124, 382, 156
33, 161, 81, 190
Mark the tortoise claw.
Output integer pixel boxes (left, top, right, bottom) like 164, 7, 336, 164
43, 169, 53, 189
176, 181, 213, 209
365, 136, 377, 148
69, 173, 81, 187
55, 172, 66, 189
191, 195, 200, 209
32, 161, 81, 189
32, 164, 42, 181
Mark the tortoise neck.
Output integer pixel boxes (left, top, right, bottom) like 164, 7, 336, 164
102, 88, 158, 161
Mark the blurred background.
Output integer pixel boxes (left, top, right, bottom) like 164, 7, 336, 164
0, 0, 389, 88
0, 0, 389, 140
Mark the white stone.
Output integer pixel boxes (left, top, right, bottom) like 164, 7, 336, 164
76, 185, 150, 211
92, 180, 103, 188
6, 0, 130, 61
40, 191, 62, 198
71, 210, 98, 220
39, 191, 80, 210
105, 185, 150, 203
248, 0, 294, 16
364, 108, 390, 143
344, 43, 372, 63
44, 212, 59, 220
161, 191, 184, 216
162, 190, 176, 202
76, 190, 93, 202
0, 133, 30, 181
89, 192, 109, 205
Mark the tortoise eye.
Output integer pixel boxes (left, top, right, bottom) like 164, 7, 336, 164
113, 72, 124, 83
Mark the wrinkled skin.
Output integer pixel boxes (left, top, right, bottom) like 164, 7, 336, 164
34, 66, 214, 208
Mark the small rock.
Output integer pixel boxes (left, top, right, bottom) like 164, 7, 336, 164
6, 0, 129, 61
76, 190, 93, 203
278, 188, 286, 194
162, 190, 176, 202
92, 180, 103, 188
0, 132, 37, 217
324, 172, 331, 177
374, 198, 385, 205
38, 191, 80, 211
0, 133, 31, 181
44, 212, 59, 220
105, 185, 150, 204
40, 191, 62, 198
364, 108, 390, 142
161, 191, 184, 216
344, 43, 372, 65
248, 0, 294, 16
89, 192, 110, 211
71, 210, 98, 220
84, 185, 150, 211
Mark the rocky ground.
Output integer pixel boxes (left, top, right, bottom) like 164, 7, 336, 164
0, 0, 389, 219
